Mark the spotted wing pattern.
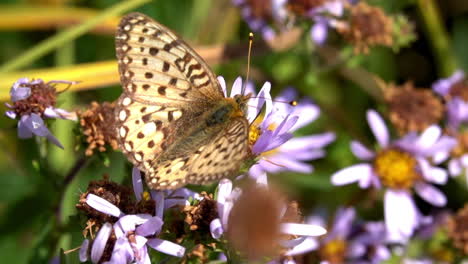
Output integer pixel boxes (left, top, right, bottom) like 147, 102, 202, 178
145, 118, 250, 189
114, 13, 249, 189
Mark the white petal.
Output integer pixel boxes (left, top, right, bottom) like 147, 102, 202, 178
86, 194, 123, 217
384, 190, 419, 243
414, 182, 447, 206
416, 125, 441, 150
284, 237, 319, 256
280, 223, 327, 236
230, 76, 243, 97
331, 164, 373, 186
91, 223, 112, 263
217, 76, 227, 97
350, 141, 375, 160
147, 238, 185, 257
367, 110, 389, 147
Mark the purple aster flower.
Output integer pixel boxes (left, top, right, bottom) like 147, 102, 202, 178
307, 0, 345, 45
432, 70, 465, 97
210, 177, 326, 258
249, 87, 335, 179
232, 0, 286, 41
5, 78, 77, 148
79, 170, 185, 263
331, 110, 456, 243
349, 221, 391, 264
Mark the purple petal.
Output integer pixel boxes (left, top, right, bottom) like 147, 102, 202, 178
432, 70, 464, 96
151, 191, 165, 219
43, 107, 77, 121
105, 237, 133, 264
281, 223, 327, 236
217, 76, 227, 97
5, 110, 17, 119
86, 194, 123, 217
91, 223, 112, 263
230, 77, 243, 97
448, 158, 462, 176
330, 207, 355, 238
384, 190, 419, 243
20, 114, 64, 148
115, 214, 150, 236
79, 239, 89, 262
331, 164, 373, 186
17, 118, 33, 138
311, 22, 328, 45
367, 110, 389, 147
350, 141, 375, 160
136, 216, 163, 237
280, 133, 335, 152
414, 182, 446, 206
262, 154, 313, 173
147, 238, 185, 257
291, 102, 321, 131
210, 218, 224, 239
252, 129, 274, 154
273, 115, 299, 137
132, 167, 144, 202
417, 158, 448, 184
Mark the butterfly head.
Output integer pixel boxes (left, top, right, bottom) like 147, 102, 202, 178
233, 93, 252, 114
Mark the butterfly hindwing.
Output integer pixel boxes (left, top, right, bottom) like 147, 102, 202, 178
145, 118, 250, 189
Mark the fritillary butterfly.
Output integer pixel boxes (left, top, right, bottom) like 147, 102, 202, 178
114, 13, 251, 190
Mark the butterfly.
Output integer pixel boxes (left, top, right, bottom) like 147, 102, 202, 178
114, 13, 251, 190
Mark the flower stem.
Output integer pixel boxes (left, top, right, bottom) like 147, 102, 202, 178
416, 0, 458, 76
0, 0, 151, 73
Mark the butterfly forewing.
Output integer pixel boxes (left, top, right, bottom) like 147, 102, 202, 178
115, 12, 224, 103
115, 12, 250, 189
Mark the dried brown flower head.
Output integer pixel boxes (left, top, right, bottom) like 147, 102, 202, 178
446, 77, 468, 102
384, 82, 444, 134
338, 2, 393, 53
447, 204, 468, 254
183, 192, 218, 232
10, 79, 71, 117
287, 0, 327, 16
79, 101, 118, 156
245, 0, 273, 21
76, 176, 155, 235
227, 184, 284, 260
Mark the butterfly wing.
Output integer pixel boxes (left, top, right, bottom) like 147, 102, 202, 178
115, 13, 249, 188
146, 117, 250, 189
115, 12, 225, 104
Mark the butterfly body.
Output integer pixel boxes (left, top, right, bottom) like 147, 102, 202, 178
114, 13, 251, 189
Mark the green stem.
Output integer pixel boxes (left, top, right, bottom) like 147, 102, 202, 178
0, 0, 151, 73
416, 0, 458, 76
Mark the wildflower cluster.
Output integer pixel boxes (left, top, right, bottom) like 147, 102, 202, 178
4, 2, 468, 264
233, 0, 415, 53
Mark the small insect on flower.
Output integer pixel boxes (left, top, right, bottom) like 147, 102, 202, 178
5, 77, 77, 148
114, 13, 264, 190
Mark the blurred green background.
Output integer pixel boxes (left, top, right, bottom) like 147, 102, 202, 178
1, 0, 468, 263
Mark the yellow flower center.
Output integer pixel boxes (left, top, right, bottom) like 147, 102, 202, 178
142, 191, 151, 201
319, 239, 347, 264
249, 125, 261, 146
373, 148, 420, 189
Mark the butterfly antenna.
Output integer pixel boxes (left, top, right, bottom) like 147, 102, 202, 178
242, 32, 254, 95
